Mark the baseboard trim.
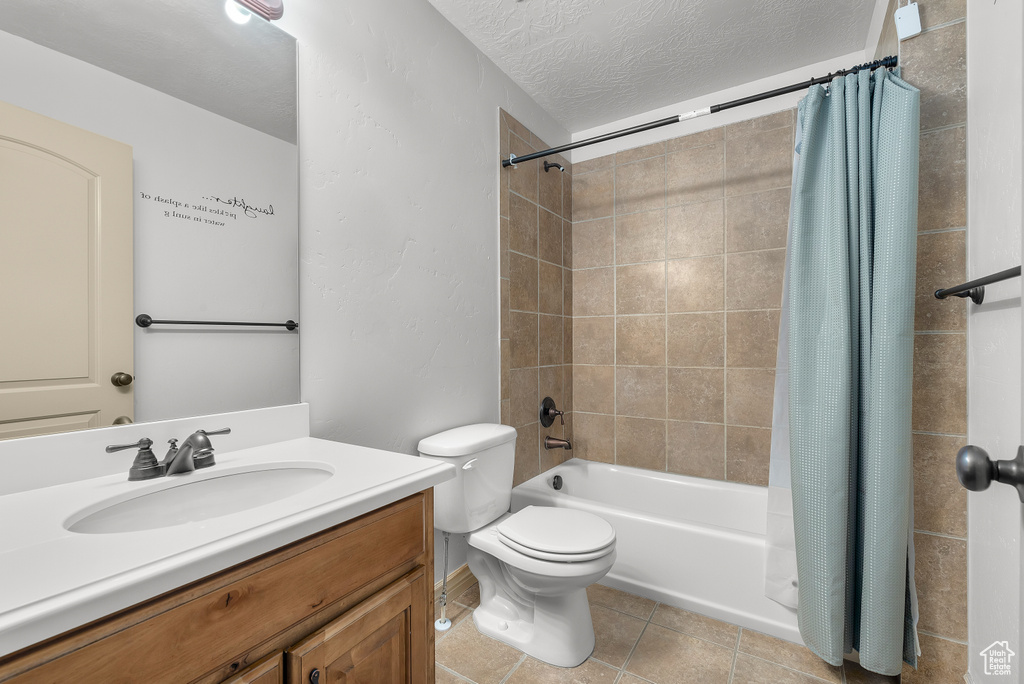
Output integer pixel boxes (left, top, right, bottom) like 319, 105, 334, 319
434, 563, 476, 605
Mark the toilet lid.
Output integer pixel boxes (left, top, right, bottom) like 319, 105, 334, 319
496, 506, 615, 556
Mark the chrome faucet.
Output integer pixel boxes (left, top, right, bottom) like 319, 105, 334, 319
106, 427, 231, 480
163, 428, 231, 475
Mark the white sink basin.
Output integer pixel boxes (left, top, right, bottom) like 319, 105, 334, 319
65, 466, 333, 534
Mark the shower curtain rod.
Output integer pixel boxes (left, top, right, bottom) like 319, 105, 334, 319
501, 55, 898, 168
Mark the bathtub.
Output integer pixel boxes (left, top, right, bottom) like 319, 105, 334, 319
511, 458, 801, 644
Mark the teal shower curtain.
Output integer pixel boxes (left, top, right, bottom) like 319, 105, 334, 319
787, 68, 920, 675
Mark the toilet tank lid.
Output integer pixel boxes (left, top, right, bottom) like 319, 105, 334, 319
418, 424, 517, 457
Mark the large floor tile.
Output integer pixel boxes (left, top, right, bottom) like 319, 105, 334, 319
650, 604, 739, 648
434, 599, 473, 634
590, 604, 647, 667
731, 654, 832, 683
435, 665, 472, 683
452, 583, 480, 608
434, 617, 523, 684
737, 630, 842, 683
587, 583, 657, 619
504, 657, 619, 684
843, 659, 901, 683
625, 624, 733, 684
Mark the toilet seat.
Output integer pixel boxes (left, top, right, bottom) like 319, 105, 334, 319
497, 534, 614, 562
496, 506, 615, 562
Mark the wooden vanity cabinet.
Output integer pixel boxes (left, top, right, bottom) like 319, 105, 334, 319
222, 652, 284, 684
0, 491, 435, 684
286, 568, 427, 684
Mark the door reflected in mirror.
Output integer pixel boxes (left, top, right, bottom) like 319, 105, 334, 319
0, 0, 299, 438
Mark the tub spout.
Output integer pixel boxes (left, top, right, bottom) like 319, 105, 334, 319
544, 436, 572, 450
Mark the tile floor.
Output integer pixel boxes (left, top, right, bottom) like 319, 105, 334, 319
435, 583, 900, 684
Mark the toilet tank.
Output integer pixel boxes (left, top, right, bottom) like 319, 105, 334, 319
417, 424, 517, 534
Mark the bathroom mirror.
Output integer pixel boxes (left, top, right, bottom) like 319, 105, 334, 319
0, 0, 299, 437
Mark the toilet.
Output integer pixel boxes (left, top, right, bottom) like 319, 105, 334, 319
418, 423, 616, 668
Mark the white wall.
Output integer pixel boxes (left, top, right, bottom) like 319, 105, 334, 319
0, 30, 300, 423
277, 2, 565, 451
275, 0, 567, 577
966, 2, 1024, 681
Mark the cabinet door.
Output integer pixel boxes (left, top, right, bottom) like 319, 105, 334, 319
221, 652, 283, 684
286, 568, 427, 684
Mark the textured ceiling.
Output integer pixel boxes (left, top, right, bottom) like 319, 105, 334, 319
428, 0, 877, 132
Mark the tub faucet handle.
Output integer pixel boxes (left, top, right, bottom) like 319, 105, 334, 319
540, 396, 564, 428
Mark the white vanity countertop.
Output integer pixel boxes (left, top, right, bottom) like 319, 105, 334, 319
0, 437, 454, 657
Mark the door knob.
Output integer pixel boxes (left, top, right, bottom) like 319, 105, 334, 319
111, 372, 134, 387
956, 445, 1024, 502
112, 415, 133, 425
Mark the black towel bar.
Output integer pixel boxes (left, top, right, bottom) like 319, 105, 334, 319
934, 266, 1021, 305
135, 314, 297, 330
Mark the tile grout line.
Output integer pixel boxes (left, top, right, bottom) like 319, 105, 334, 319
915, 529, 968, 542
737, 651, 841, 684
617, 606, 656, 680
920, 16, 965, 35
917, 629, 968, 645
722, 133, 729, 481
664, 151, 670, 473
727, 627, 742, 684
535, 195, 542, 479
612, 161, 618, 466
436, 663, 475, 683
567, 246, 786, 272
496, 654, 528, 684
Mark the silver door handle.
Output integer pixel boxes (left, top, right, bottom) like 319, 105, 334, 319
956, 445, 1024, 502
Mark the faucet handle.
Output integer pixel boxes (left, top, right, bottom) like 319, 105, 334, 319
106, 438, 165, 481
106, 437, 153, 453
539, 398, 565, 428
192, 428, 229, 470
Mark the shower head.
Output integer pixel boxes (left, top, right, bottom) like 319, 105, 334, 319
544, 161, 565, 173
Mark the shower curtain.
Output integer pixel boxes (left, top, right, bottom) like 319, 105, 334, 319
770, 67, 920, 676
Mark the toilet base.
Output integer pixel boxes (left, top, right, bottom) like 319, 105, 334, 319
468, 548, 597, 667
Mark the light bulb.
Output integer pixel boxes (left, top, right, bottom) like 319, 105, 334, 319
225, 0, 252, 24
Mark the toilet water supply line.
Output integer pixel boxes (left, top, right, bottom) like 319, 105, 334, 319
435, 531, 452, 631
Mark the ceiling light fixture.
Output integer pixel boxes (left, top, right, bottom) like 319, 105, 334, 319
232, 0, 284, 21
224, 0, 252, 24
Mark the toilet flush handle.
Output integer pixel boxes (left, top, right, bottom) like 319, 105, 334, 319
462, 458, 478, 470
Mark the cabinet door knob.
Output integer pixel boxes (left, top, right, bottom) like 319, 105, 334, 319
309, 669, 320, 684
111, 372, 134, 387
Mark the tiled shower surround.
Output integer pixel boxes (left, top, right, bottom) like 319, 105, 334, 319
498, 2, 969, 677
570, 112, 791, 485
498, 109, 575, 486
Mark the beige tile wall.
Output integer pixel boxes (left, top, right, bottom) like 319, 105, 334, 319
900, 1, 969, 680
571, 112, 793, 486
499, 110, 574, 485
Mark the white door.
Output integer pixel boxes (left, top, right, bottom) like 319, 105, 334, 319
964, 2, 1024, 682
0, 100, 134, 438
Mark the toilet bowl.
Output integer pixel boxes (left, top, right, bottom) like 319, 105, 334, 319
417, 424, 617, 667
467, 507, 616, 667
